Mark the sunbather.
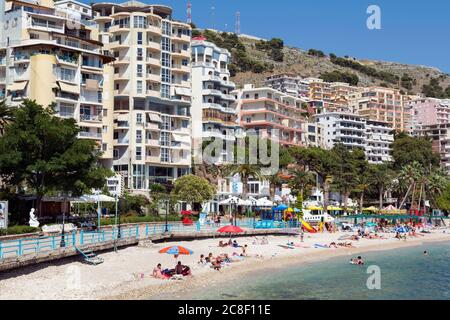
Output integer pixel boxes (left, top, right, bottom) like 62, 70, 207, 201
152, 263, 166, 279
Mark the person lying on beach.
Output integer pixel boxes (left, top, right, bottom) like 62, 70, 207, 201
152, 264, 166, 279
329, 242, 338, 248
232, 240, 240, 248
338, 242, 354, 248
218, 240, 228, 247
351, 235, 360, 241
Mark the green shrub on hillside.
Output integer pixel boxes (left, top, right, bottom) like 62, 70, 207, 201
320, 70, 359, 86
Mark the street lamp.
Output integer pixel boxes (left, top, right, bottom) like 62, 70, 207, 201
60, 192, 71, 248
164, 198, 169, 233
230, 198, 237, 226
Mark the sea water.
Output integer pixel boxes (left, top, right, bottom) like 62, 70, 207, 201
189, 242, 450, 300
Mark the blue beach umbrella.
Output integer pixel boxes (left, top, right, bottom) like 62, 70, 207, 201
395, 227, 408, 233
159, 245, 193, 256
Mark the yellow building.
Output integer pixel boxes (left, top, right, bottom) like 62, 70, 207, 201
0, 0, 115, 166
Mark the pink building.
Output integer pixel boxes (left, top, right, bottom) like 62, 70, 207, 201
410, 98, 450, 129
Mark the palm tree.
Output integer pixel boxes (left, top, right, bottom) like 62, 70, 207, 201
371, 164, 393, 209
266, 172, 284, 200
224, 164, 262, 200
0, 99, 14, 135
398, 162, 423, 209
288, 167, 316, 201
425, 168, 448, 209
354, 172, 372, 212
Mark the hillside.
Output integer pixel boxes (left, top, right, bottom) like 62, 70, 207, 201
195, 30, 450, 97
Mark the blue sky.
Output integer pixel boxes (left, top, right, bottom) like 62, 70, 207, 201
83, 0, 450, 73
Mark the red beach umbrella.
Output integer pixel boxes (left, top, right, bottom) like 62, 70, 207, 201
217, 225, 244, 234
159, 245, 193, 256
181, 210, 192, 216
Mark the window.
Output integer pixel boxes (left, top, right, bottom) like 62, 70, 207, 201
136, 147, 142, 160
161, 68, 170, 83
161, 148, 169, 163
137, 64, 143, 77
59, 103, 74, 118
133, 16, 147, 29
161, 84, 170, 98
137, 32, 143, 45
136, 113, 143, 124
161, 52, 170, 67
137, 48, 143, 61
102, 143, 107, 152
137, 80, 143, 94
161, 36, 170, 51
58, 67, 76, 82
136, 130, 142, 144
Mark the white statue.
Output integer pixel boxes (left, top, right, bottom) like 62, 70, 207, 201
29, 208, 40, 228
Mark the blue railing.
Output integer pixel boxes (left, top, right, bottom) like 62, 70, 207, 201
0, 220, 298, 260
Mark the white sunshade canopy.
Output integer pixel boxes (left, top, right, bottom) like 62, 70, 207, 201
256, 197, 274, 207
76, 194, 117, 203
219, 196, 251, 206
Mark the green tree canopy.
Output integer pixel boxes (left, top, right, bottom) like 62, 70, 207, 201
0, 100, 112, 211
171, 175, 216, 206
391, 132, 440, 170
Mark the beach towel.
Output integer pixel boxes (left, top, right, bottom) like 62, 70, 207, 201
313, 244, 329, 249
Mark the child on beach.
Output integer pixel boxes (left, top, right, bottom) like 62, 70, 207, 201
152, 264, 166, 279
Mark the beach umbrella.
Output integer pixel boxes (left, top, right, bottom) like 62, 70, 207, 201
217, 225, 244, 234
180, 210, 192, 216
395, 226, 408, 233
159, 245, 193, 256
274, 204, 288, 211
217, 225, 244, 240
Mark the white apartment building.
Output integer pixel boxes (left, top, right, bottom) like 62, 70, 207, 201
264, 73, 309, 98
365, 119, 394, 164
91, 1, 192, 190
314, 112, 394, 164
0, 0, 115, 167
191, 37, 238, 164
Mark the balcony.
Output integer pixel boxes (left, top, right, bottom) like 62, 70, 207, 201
146, 139, 160, 147
171, 48, 189, 58
147, 42, 161, 51
172, 64, 190, 74
172, 34, 190, 43
146, 155, 161, 163
80, 114, 102, 123
147, 90, 160, 98
27, 19, 64, 33
146, 57, 161, 67
146, 73, 160, 82
110, 24, 130, 33
79, 131, 102, 139
147, 25, 162, 35
114, 56, 130, 65
114, 72, 130, 81
114, 89, 130, 96
109, 40, 130, 50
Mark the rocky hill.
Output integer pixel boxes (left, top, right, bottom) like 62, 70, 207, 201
197, 30, 450, 97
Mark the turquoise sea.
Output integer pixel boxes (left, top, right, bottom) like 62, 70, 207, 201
189, 242, 450, 300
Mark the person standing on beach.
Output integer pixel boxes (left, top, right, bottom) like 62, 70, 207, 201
300, 231, 304, 242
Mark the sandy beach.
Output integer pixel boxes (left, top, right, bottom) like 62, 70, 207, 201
0, 229, 449, 300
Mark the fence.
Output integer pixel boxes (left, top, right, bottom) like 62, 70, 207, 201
0, 219, 299, 260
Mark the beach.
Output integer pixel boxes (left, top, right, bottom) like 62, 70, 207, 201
0, 229, 449, 300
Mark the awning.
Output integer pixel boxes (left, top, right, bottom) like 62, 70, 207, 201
7, 81, 28, 92
148, 113, 162, 123
58, 81, 80, 95
172, 133, 191, 143
85, 79, 99, 91
175, 87, 191, 96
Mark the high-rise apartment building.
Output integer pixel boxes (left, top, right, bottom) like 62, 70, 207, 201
264, 73, 309, 98
191, 37, 238, 164
0, 0, 115, 167
233, 84, 308, 147
409, 98, 450, 130
91, 1, 192, 190
314, 112, 394, 164
349, 86, 413, 132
